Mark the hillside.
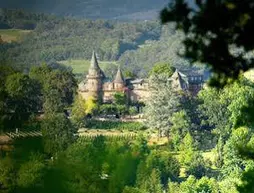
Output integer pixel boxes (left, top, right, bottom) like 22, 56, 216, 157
0, 11, 162, 70
0, 0, 169, 20
0, 10, 202, 76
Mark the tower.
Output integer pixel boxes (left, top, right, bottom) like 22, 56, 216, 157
114, 66, 125, 91
86, 51, 104, 100
171, 69, 188, 90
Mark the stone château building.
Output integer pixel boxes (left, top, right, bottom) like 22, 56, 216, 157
78, 52, 205, 103
78, 51, 150, 103
170, 69, 204, 95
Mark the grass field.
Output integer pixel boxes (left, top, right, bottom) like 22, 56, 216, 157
0, 29, 32, 42
58, 59, 117, 76
244, 69, 254, 82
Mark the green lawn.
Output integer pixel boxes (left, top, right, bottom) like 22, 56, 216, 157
0, 29, 32, 42
244, 69, 254, 82
58, 59, 117, 76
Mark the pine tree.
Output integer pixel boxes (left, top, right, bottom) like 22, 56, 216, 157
179, 132, 195, 166
145, 74, 181, 137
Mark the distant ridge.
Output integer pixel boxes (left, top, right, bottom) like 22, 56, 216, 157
0, 0, 169, 20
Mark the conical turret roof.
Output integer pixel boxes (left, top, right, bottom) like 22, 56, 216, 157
87, 51, 105, 79
114, 66, 124, 84
171, 69, 188, 89
90, 51, 100, 70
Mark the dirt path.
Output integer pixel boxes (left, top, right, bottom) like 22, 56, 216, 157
0, 135, 12, 145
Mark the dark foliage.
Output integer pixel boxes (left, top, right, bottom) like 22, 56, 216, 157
161, 0, 254, 86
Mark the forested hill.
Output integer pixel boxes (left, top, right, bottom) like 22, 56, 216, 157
0, 9, 202, 77
0, 9, 163, 70
0, 0, 169, 20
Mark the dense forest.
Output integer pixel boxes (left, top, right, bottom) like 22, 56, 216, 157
0, 9, 204, 77
1, 62, 254, 193
2, 2, 254, 193
0, 9, 164, 71
117, 25, 206, 77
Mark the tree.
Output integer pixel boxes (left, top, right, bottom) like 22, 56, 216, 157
161, 0, 254, 86
71, 95, 87, 125
213, 135, 224, 168
43, 89, 64, 114
85, 96, 98, 115
99, 104, 117, 115
123, 70, 136, 79
108, 151, 138, 193
0, 157, 16, 193
0, 65, 16, 131
225, 78, 254, 128
198, 77, 254, 139
5, 72, 41, 129
198, 87, 231, 137
219, 177, 239, 193
179, 132, 196, 166
145, 74, 181, 137
168, 176, 219, 193
139, 169, 163, 193
113, 92, 128, 116
222, 127, 251, 177
113, 92, 126, 106
170, 110, 191, 150
195, 177, 219, 193
136, 150, 180, 188
238, 165, 254, 193
17, 153, 45, 190
149, 62, 175, 77
185, 153, 208, 179
29, 64, 77, 114
41, 113, 76, 155
178, 132, 208, 179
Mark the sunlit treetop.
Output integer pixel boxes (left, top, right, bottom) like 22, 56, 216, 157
161, 0, 254, 87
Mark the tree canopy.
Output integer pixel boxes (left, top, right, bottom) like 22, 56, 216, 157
161, 0, 254, 86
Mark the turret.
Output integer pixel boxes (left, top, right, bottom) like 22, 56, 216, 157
86, 51, 104, 99
171, 69, 188, 90
114, 66, 125, 90
87, 51, 104, 78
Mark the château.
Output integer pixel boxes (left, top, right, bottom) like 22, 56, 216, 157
78, 51, 150, 103
78, 52, 205, 103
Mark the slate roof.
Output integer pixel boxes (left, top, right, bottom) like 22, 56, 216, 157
171, 69, 189, 89
88, 51, 105, 78
114, 66, 124, 83
90, 51, 100, 70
